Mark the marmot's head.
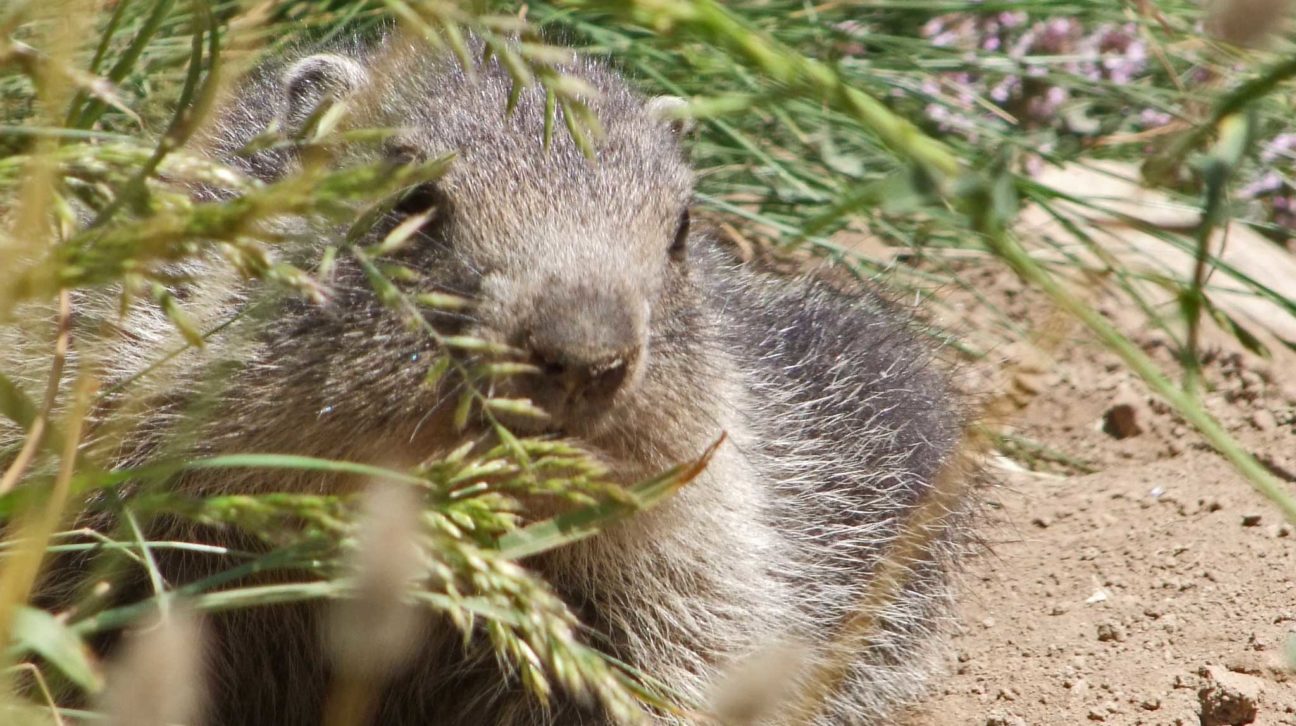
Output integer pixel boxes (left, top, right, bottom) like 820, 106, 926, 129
246, 40, 712, 444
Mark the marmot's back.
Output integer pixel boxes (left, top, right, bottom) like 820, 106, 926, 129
704, 257, 967, 720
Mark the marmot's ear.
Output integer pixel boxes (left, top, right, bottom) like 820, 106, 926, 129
646, 95, 695, 137
282, 53, 368, 127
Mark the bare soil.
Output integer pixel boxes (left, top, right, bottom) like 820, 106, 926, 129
902, 260, 1296, 726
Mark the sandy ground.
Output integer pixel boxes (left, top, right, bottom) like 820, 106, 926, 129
900, 260, 1296, 726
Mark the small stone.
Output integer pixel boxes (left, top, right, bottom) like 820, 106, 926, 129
1268, 523, 1293, 538
1031, 516, 1052, 529
982, 617, 996, 629
1251, 409, 1277, 432
1102, 403, 1143, 439
1201, 497, 1223, 513
1087, 707, 1106, 721
1097, 622, 1127, 642
984, 715, 1027, 726
1140, 696, 1161, 711
1242, 514, 1262, 527
1246, 632, 1266, 652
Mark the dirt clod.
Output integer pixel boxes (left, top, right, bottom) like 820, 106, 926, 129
1198, 666, 1261, 726
1096, 623, 1126, 643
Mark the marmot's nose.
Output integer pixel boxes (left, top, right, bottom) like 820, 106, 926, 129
530, 344, 635, 404
518, 282, 645, 408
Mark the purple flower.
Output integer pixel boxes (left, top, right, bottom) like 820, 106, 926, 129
998, 11, 1027, 28
1240, 171, 1284, 199
1261, 134, 1296, 163
990, 76, 1021, 103
1138, 108, 1173, 128
1026, 85, 1070, 122
931, 30, 961, 47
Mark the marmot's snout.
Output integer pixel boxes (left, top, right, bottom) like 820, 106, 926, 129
509, 280, 647, 430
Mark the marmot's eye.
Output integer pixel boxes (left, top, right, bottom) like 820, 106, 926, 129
670, 209, 690, 261
390, 183, 454, 246
394, 183, 442, 216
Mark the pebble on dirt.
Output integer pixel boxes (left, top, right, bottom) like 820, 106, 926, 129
1102, 402, 1144, 439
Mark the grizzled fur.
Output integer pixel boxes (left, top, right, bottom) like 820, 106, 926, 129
10, 36, 969, 725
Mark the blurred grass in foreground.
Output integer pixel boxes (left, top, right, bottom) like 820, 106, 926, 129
2, 0, 1295, 722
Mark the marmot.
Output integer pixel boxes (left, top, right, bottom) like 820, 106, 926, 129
9, 35, 970, 725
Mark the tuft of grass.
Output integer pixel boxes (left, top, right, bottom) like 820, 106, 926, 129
2, 0, 1295, 723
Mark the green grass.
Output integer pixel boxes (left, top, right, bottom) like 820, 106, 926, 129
2, 0, 1295, 722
